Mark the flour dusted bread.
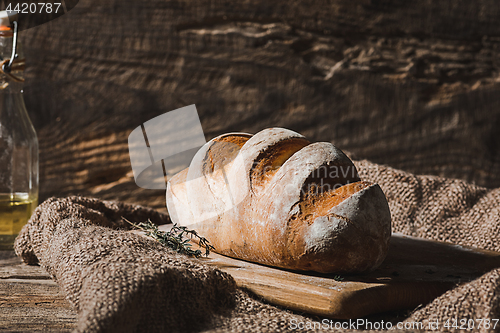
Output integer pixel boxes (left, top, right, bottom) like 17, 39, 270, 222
166, 128, 391, 273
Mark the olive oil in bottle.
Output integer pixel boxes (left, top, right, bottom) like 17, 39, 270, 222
0, 12, 39, 250
0, 193, 37, 250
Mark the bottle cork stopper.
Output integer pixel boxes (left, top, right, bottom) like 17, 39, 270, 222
0, 10, 18, 31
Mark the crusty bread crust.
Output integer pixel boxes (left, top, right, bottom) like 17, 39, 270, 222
167, 128, 391, 273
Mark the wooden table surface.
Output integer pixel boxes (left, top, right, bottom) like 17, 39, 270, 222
0, 251, 76, 332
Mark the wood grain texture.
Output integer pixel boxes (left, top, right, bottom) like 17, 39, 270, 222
0, 252, 76, 332
7, 0, 499, 210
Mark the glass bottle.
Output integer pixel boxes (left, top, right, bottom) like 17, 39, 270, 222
0, 12, 38, 250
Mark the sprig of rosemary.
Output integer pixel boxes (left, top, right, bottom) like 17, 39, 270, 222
124, 218, 215, 258
333, 275, 344, 282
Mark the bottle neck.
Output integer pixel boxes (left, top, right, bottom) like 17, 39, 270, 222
0, 31, 24, 93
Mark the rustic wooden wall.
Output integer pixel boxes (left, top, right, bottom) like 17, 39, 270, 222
18, 0, 500, 210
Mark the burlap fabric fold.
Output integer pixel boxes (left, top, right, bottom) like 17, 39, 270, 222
14, 160, 500, 332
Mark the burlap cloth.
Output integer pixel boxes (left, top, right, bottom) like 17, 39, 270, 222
13, 160, 500, 332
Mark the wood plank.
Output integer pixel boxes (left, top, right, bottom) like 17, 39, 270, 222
0, 252, 76, 332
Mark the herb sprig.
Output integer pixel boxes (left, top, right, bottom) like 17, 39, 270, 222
124, 218, 215, 258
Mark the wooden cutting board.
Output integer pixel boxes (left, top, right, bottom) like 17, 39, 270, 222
156, 227, 500, 319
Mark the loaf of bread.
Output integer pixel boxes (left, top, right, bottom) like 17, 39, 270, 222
166, 128, 391, 273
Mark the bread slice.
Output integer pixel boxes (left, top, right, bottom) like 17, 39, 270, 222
166, 128, 391, 273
